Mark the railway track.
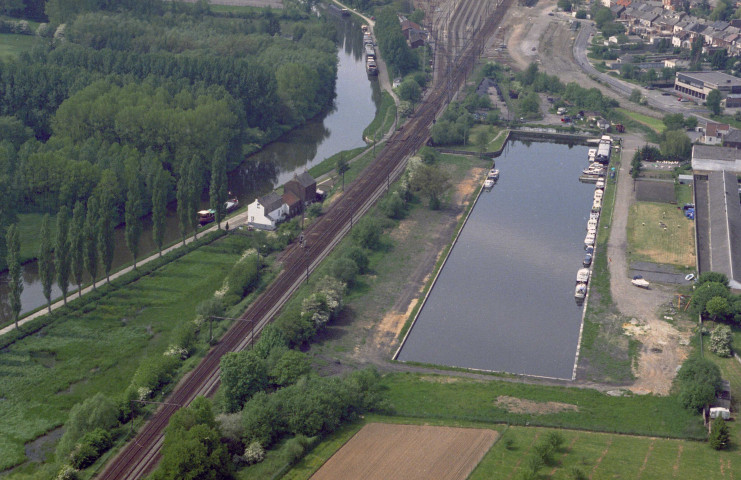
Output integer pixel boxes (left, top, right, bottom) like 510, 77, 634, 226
95, 1, 513, 478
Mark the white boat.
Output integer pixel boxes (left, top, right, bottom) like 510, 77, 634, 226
584, 233, 595, 246
484, 179, 495, 188
590, 212, 600, 220
575, 283, 587, 299
592, 200, 601, 212
595, 180, 605, 189
576, 268, 590, 284
632, 278, 650, 288
594, 189, 604, 200
488, 169, 500, 180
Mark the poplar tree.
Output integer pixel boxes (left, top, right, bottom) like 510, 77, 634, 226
210, 149, 228, 230
189, 156, 201, 239
38, 214, 54, 312
84, 196, 99, 289
152, 168, 168, 256
70, 201, 85, 298
177, 160, 190, 246
6, 224, 22, 329
55, 205, 71, 305
125, 178, 143, 268
97, 179, 116, 283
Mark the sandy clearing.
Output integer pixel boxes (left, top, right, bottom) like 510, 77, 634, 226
310, 423, 498, 480
495, 395, 579, 415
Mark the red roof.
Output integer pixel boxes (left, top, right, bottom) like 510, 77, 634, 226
282, 191, 301, 207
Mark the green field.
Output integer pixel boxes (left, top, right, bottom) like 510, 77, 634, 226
616, 109, 665, 133
675, 183, 693, 206
0, 235, 250, 471
0, 33, 41, 60
627, 202, 695, 268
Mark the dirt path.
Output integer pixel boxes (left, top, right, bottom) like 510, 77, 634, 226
608, 135, 690, 395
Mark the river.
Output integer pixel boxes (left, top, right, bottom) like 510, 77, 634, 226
397, 141, 595, 380
0, 15, 380, 324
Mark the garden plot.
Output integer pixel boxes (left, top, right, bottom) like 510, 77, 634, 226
310, 423, 498, 480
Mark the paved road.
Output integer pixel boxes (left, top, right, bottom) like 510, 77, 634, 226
573, 24, 709, 118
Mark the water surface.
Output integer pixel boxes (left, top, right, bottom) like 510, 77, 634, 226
397, 141, 595, 379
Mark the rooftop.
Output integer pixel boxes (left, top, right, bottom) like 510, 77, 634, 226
692, 145, 741, 172
677, 71, 741, 87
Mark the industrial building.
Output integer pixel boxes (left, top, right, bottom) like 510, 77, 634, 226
674, 71, 741, 101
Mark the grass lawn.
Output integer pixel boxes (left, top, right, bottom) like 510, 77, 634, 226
627, 202, 695, 268
380, 373, 704, 439
0, 33, 41, 60
0, 235, 250, 472
675, 183, 693, 206
616, 108, 665, 133
363, 92, 396, 141
15, 213, 56, 263
470, 425, 729, 479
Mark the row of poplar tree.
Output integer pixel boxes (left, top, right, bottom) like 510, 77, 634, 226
4, 150, 230, 329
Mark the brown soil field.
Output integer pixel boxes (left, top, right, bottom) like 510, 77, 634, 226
310, 423, 498, 480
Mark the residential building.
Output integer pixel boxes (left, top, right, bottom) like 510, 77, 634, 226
284, 172, 317, 204
247, 192, 287, 230
702, 122, 730, 144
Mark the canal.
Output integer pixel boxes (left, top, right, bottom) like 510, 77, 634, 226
397, 141, 596, 379
0, 15, 380, 324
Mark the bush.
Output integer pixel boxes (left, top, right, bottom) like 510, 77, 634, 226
130, 354, 180, 399
243, 441, 266, 465
344, 247, 369, 274
220, 349, 268, 413
226, 254, 259, 299
79, 428, 112, 454
56, 393, 118, 458
698, 272, 729, 287
691, 282, 730, 316
69, 443, 98, 470
270, 349, 311, 387
56, 465, 79, 480
352, 217, 382, 250
675, 356, 721, 411
380, 191, 406, 219
709, 325, 733, 357
709, 417, 730, 450
330, 257, 359, 286
307, 203, 323, 218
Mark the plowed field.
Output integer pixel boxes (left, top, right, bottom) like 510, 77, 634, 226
310, 423, 498, 480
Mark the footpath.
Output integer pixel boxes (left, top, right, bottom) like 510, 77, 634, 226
1, 8, 402, 338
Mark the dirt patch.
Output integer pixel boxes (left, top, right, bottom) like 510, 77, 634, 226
368, 299, 418, 351
494, 395, 579, 415
454, 167, 486, 204
419, 375, 465, 384
310, 423, 498, 480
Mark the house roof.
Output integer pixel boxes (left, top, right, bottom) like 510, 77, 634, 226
723, 128, 741, 144
282, 191, 301, 208
293, 171, 316, 189
706, 122, 730, 137
400, 20, 422, 31
259, 192, 283, 212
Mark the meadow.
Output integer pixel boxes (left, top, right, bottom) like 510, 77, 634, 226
627, 202, 696, 268
0, 234, 251, 471
0, 33, 40, 61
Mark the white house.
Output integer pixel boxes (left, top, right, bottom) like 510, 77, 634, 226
247, 192, 288, 230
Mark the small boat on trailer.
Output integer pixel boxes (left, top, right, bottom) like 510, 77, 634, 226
631, 276, 650, 288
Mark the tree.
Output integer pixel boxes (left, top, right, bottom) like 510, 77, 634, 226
709, 417, 730, 450
55, 205, 71, 305
39, 214, 55, 312
176, 162, 190, 247
152, 168, 168, 256
97, 183, 116, 284
189, 157, 202, 240
330, 257, 359, 286
661, 130, 692, 160
56, 393, 118, 458
351, 218, 382, 250
269, 349, 311, 387
70, 202, 86, 298
707, 296, 731, 322
6, 224, 22, 329
155, 397, 232, 480
692, 282, 730, 316
675, 356, 721, 411
410, 163, 451, 210
558, 0, 572, 11
399, 79, 422, 103
336, 156, 349, 192
698, 272, 729, 287
662, 113, 685, 131
220, 350, 268, 413
706, 89, 722, 116
210, 149, 228, 230
84, 196, 99, 289
125, 178, 143, 268
629, 88, 643, 104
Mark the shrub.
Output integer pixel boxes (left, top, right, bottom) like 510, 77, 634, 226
330, 257, 359, 286
56, 465, 79, 480
226, 254, 259, 299
243, 441, 265, 465
282, 435, 315, 465
130, 354, 180, 398
709, 325, 733, 357
352, 217, 382, 250
380, 191, 406, 219
217, 412, 244, 442
56, 393, 118, 458
709, 417, 730, 450
220, 349, 268, 413
307, 203, 323, 218
270, 349, 311, 386
697, 272, 729, 287
69, 443, 98, 470
79, 428, 112, 454
675, 356, 721, 411
691, 282, 730, 316
344, 247, 369, 274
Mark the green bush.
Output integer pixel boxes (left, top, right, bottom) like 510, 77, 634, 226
56, 393, 118, 458
79, 428, 112, 455
352, 217, 382, 250
69, 442, 98, 470
330, 257, 359, 286
282, 434, 315, 465
56, 465, 79, 480
709, 325, 732, 357
709, 417, 730, 450
226, 254, 259, 299
380, 191, 406, 219
675, 356, 721, 411
130, 354, 181, 398
344, 247, 370, 274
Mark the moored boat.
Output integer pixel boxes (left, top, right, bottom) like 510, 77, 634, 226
225, 197, 239, 212
488, 168, 500, 180
197, 209, 215, 225
484, 179, 495, 189
575, 283, 587, 299
576, 268, 590, 284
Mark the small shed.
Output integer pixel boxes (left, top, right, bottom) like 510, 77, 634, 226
678, 174, 694, 184
284, 172, 317, 204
